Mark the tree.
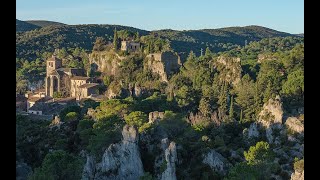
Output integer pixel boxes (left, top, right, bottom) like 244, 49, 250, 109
135, 31, 140, 41
28, 150, 83, 180
103, 75, 113, 87
229, 95, 234, 120
244, 141, 274, 165
282, 69, 304, 98
113, 28, 119, 50
234, 74, 256, 122
198, 97, 212, 117
205, 47, 212, 57
124, 111, 148, 129
93, 37, 107, 51
65, 112, 78, 121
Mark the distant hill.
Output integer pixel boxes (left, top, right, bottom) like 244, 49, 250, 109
154, 25, 295, 57
295, 33, 304, 37
16, 23, 149, 60
26, 20, 66, 27
16, 19, 40, 32
16, 19, 302, 60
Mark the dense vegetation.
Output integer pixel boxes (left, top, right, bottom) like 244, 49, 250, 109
16, 19, 300, 60
16, 21, 304, 179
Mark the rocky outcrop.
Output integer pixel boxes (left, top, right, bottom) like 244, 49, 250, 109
291, 170, 304, 180
89, 51, 121, 75
258, 95, 284, 127
155, 138, 177, 180
82, 125, 144, 180
257, 53, 277, 63
146, 51, 181, 82
149, 111, 165, 124
214, 56, 242, 86
285, 117, 304, 134
202, 150, 231, 175
247, 122, 260, 139
258, 95, 284, 144
50, 115, 63, 128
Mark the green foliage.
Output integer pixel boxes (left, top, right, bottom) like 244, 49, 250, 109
225, 162, 259, 180
124, 111, 148, 129
293, 158, 304, 173
234, 74, 257, 122
28, 150, 83, 180
229, 96, 234, 119
140, 35, 171, 53
139, 172, 154, 180
88, 115, 124, 157
95, 99, 132, 120
244, 141, 274, 165
113, 28, 119, 50
59, 106, 81, 121
103, 75, 113, 87
226, 141, 277, 179
281, 69, 304, 96
53, 92, 64, 98
64, 112, 78, 121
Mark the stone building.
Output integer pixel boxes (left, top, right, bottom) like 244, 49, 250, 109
45, 55, 85, 97
146, 51, 181, 82
70, 76, 91, 98
44, 55, 99, 100
121, 41, 140, 52
76, 83, 99, 100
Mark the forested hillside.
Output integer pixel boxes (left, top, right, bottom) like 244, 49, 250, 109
16, 19, 304, 180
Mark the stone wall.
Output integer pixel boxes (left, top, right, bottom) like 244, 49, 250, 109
146, 51, 181, 82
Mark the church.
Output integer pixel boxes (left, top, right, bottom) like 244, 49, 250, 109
45, 55, 99, 100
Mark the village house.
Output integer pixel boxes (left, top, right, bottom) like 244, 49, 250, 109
121, 41, 140, 52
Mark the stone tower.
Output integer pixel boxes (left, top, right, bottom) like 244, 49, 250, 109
45, 55, 62, 97
46, 55, 62, 75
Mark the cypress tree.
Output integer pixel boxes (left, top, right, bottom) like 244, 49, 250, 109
113, 28, 118, 50
229, 95, 234, 120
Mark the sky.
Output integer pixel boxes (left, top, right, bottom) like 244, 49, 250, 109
16, 0, 304, 34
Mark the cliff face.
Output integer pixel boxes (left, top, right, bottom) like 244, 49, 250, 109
214, 56, 242, 86
146, 51, 181, 82
89, 51, 122, 75
202, 149, 231, 176
155, 138, 177, 180
258, 95, 284, 144
82, 125, 144, 180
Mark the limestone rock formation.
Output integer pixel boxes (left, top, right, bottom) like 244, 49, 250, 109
146, 51, 181, 82
258, 95, 283, 127
285, 117, 304, 134
202, 149, 231, 175
89, 51, 121, 75
291, 170, 304, 180
258, 95, 284, 144
149, 111, 165, 124
155, 138, 177, 180
214, 56, 242, 86
247, 122, 260, 139
82, 125, 144, 180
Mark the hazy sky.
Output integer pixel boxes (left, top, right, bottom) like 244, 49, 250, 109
16, 0, 304, 34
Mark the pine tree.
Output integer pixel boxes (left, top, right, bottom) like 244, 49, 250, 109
135, 32, 140, 41
205, 47, 212, 57
229, 95, 234, 120
113, 28, 118, 50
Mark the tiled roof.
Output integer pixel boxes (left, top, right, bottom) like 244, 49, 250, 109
78, 83, 99, 89
71, 76, 90, 80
